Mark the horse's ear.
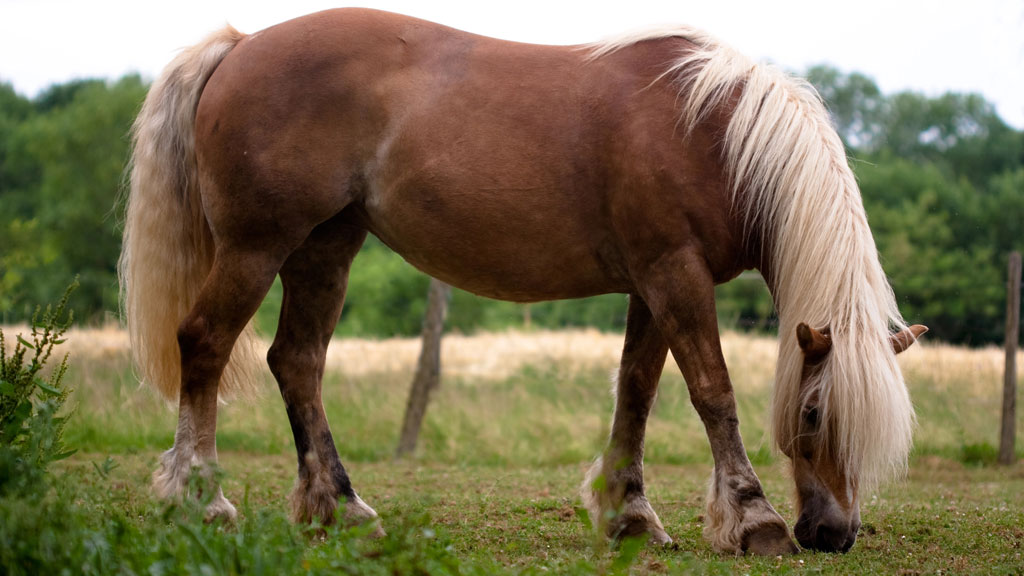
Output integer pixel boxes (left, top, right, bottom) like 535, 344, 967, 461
891, 324, 928, 355
796, 323, 831, 360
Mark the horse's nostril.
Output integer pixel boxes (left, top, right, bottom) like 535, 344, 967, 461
845, 523, 861, 552
814, 524, 851, 553
840, 531, 857, 553
793, 515, 814, 549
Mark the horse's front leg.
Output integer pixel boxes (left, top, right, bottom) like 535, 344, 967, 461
639, 249, 798, 556
582, 294, 671, 545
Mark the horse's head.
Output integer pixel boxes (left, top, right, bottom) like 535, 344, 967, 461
787, 322, 927, 552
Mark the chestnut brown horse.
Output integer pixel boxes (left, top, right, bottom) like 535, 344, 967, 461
119, 8, 926, 555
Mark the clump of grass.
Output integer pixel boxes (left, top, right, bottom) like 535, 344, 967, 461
1, 457, 586, 576
959, 442, 999, 466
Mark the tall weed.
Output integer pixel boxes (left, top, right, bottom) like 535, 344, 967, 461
0, 282, 77, 496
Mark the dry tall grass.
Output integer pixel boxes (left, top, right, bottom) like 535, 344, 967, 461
10, 324, 1021, 463
44, 325, 779, 381
48, 325, 1020, 390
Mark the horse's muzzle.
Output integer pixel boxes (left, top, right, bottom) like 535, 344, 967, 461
794, 512, 859, 553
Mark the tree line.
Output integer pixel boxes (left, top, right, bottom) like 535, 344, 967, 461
0, 67, 1020, 344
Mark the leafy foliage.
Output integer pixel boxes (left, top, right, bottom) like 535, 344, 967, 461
0, 77, 145, 321
807, 67, 1023, 343
0, 282, 77, 496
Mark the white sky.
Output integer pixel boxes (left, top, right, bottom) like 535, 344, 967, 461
2, 0, 1023, 128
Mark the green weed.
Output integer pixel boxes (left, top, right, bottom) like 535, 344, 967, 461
0, 282, 77, 496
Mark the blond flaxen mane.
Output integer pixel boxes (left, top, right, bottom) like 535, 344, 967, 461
590, 28, 914, 489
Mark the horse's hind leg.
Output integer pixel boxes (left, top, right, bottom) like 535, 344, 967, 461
582, 295, 672, 545
265, 214, 379, 530
153, 246, 284, 521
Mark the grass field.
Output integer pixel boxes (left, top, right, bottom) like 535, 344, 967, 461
6, 327, 1024, 574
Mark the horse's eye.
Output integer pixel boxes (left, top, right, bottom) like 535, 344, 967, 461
804, 407, 819, 428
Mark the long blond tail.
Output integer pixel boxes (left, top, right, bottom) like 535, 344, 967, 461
119, 26, 258, 402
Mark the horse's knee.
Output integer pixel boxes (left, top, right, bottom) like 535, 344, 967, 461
268, 341, 322, 381
688, 392, 740, 429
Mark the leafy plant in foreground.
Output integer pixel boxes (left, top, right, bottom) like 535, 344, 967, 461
0, 281, 77, 496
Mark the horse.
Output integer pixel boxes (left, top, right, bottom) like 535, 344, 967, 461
119, 8, 927, 555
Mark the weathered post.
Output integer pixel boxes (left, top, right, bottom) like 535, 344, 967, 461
999, 251, 1021, 465
396, 278, 452, 458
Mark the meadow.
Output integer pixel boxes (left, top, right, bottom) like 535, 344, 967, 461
5, 327, 1024, 574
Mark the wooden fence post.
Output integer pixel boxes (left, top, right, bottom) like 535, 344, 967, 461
999, 251, 1021, 465
396, 278, 452, 458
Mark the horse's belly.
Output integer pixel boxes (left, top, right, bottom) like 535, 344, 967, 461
360, 188, 629, 302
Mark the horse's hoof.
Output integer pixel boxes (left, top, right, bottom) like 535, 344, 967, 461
344, 494, 385, 538
611, 514, 672, 547
204, 492, 238, 523
742, 522, 799, 556
366, 521, 387, 539
648, 527, 673, 546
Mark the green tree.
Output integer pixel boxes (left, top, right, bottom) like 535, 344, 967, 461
0, 76, 146, 321
806, 65, 887, 150
858, 159, 1004, 342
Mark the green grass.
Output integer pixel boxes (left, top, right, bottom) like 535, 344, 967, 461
7, 331, 1024, 574
14, 452, 1022, 575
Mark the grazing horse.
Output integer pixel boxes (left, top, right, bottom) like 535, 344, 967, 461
119, 8, 926, 555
